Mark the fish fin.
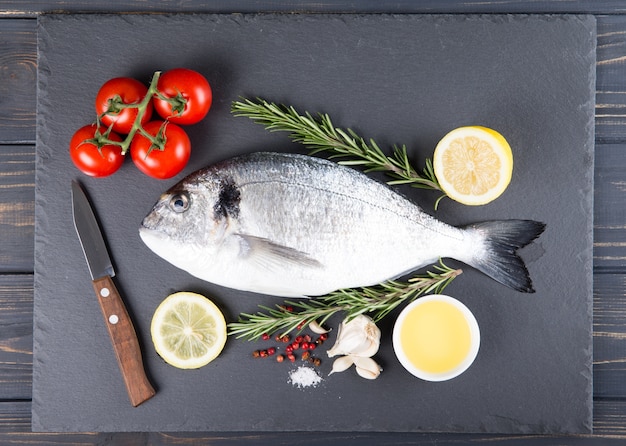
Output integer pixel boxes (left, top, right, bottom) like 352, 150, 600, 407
464, 220, 546, 293
236, 234, 323, 271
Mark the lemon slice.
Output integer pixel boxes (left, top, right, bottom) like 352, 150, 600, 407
433, 126, 513, 206
151, 292, 227, 369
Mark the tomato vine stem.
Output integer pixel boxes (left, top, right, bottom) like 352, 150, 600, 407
84, 71, 189, 155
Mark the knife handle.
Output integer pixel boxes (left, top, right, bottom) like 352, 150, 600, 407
92, 275, 156, 407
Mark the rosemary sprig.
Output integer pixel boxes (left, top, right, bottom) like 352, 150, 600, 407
227, 260, 461, 341
231, 98, 446, 207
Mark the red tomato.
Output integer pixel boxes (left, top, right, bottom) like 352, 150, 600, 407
153, 68, 212, 125
70, 124, 125, 177
95, 77, 153, 134
130, 121, 191, 179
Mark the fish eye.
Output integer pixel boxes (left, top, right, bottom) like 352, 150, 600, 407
169, 193, 190, 213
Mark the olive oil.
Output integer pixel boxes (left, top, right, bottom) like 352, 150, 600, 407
393, 295, 480, 381
400, 300, 471, 374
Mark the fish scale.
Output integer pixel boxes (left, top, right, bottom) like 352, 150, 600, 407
139, 152, 545, 297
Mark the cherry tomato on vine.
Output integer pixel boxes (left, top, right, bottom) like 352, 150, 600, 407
70, 124, 125, 177
130, 120, 191, 179
95, 77, 153, 134
153, 68, 212, 125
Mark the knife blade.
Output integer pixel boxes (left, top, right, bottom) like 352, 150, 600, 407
71, 180, 156, 407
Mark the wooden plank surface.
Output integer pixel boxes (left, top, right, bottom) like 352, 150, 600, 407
593, 143, 626, 270
597, 15, 626, 142
2, 0, 626, 17
0, 4, 625, 444
0, 275, 31, 401
0, 20, 36, 144
0, 146, 34, 273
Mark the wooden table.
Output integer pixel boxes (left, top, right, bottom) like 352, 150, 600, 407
2, 1, 626, 444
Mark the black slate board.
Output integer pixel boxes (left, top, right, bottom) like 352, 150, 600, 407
33, 13, 596, 433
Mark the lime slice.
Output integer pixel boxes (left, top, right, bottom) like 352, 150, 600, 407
151, 291, 227, 369
433, 126, 513, 206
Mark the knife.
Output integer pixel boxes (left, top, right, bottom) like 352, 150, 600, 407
71, 180, 156, 407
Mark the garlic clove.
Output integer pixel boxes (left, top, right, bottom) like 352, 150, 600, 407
329, 355, 354, 375
308, 320, 330, 334
326, 314, 381, 358
363, 319, 382, 342
327, 329, 369, 356
353, 356, 382, 380
356, 366, 381, 380
350, 338, 380, 358
353, 355, 380, 370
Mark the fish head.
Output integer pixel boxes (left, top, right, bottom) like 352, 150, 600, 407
139, 170, 240, 268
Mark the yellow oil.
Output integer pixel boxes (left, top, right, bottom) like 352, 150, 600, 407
400, 300, 472, 374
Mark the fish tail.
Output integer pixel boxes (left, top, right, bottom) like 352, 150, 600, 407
464, 220, 546, 293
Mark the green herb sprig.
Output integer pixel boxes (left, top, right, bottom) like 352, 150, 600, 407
231, 98, 447, 208
227, 261, 461, 341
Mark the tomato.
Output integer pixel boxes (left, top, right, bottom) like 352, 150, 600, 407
70, 124, 125, 177
95, 77, 153, 134
130, 121, 191, 179
153, 68, 212, 125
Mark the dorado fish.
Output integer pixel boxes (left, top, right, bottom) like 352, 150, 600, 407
139, 152, 545, 297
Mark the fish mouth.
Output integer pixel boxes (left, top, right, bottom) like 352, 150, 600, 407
138, 214, 169, 247
138, 225, 170, 254
139, 225, 159, 241
140, 211, 163, 232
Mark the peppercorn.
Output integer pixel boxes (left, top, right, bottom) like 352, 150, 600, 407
267, 347, 276, 356
259, 350, 268, 358
291, 341, 300, 350
308, 342, 316, 350
252, 350, 261, 358
309, 356, 322, 367
287, 353, 296, 363
281, 335, 291, 343
261, 333, 270, 341
295, 335, 303, 343
304, 334, 312, 343
276, 354, 284, 363
302, 351, 311, 361
319, 333, 328, 341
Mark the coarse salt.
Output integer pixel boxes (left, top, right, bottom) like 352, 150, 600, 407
288, 366, 323, 388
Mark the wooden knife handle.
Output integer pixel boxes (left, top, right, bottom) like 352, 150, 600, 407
92, 275, 156, 407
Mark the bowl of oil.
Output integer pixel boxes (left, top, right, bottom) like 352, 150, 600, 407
392, 294, 480, 381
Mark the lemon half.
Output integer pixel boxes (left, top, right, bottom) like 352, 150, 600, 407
433, 126, 513, 206
151, 292, 227, 369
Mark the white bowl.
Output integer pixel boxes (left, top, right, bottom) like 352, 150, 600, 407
392, 294, 480, 382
